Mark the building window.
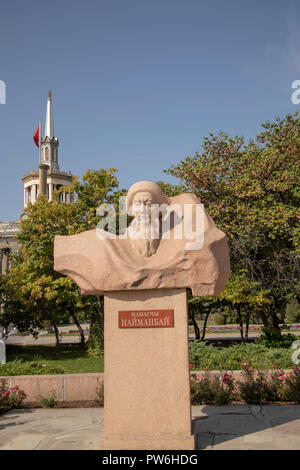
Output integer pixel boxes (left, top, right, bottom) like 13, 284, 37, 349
45, 147, 49, 161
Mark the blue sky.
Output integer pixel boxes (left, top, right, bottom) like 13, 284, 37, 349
0, 0, 300, 220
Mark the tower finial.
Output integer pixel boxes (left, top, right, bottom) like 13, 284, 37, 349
45, 90, 54, 138
41, 90, 59, 171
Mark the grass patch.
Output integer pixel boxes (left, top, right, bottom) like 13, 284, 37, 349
0, 359, 65, 376
1, 344, 104, 375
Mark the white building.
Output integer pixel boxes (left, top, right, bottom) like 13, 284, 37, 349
0, 91, 74, 274
22, 90, 73, 207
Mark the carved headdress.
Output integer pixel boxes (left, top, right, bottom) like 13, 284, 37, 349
126, 181, 170, 214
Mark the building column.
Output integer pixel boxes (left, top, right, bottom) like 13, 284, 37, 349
38, 164, 48, 196
27, 186, 32, 204
32, 184, 37, 203
1, 249, 9, 275
49, 183, 53, 202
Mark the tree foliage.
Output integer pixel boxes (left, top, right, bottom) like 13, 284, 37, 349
0, 168, 124, 354
167, 114, 300, 332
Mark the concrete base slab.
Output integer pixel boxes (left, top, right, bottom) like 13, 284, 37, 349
100, 435, 195, 450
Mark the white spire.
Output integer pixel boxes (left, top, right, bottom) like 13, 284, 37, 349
45, 90, 54, 138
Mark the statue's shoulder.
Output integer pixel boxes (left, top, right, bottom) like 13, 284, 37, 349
55, 228, 97, 240
169, 193, 200, 206
54, 229, 99, 252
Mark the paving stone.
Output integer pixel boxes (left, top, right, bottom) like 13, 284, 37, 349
0, 406, 300, 450
3, 433, 49, 450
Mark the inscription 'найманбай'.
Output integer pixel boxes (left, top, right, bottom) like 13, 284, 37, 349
118, 309, 174, 328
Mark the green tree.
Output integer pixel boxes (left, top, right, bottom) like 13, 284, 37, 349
0, 168, 125, 354
61, 168, 126, 355
0, 197, 88, 349
219, 273, 270, 342
166, 113, 300, 333
188, 293, 219, 340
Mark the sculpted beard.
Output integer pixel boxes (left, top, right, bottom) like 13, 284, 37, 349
129, 212, 161, 257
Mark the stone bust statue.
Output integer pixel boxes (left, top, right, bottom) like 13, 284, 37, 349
125, 180, 170, 258
54, 180, 230, 296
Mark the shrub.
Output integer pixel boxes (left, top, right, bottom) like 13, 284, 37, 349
257, 326, 297, 349
283, 366, 300, 404
213, 313, 226, 325
37, 390, 58, 408
264, 368, 291, 402
0, 384, 27, 413
189, 341, 293, 370
236, 365, 269, 405
190, 362, 300, 405
190, 370, 234, 405
217, 306, 238, 324
286, 300, 300, 323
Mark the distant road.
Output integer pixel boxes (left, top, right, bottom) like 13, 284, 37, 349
4, 334, 84, 345
3, 324, 90, 346
3, 325, 300, 345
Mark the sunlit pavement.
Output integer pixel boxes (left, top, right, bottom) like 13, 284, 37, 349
0, 405, 299, 450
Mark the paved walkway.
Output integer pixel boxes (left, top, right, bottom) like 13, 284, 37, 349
0, 405, 299, 450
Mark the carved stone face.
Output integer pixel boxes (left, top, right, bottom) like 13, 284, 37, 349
128, 190, 161, 258
131, 191, 153, 221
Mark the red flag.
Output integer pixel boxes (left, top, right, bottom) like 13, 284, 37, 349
33, 124, 40, 147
